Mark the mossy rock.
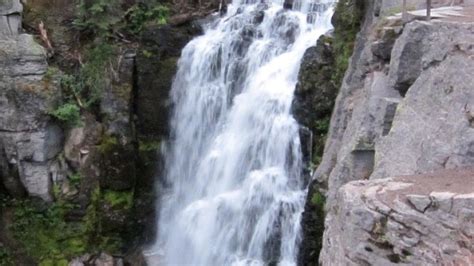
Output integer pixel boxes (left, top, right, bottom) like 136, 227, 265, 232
136, 24, 202, 140
297, 182, 326, 265
98, 135, 136, 191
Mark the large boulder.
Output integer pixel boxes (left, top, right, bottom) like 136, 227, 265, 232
389, 21, 474, 96
292, 34, 338, 167
321, 169, 474, 265
374, 37, 474, 178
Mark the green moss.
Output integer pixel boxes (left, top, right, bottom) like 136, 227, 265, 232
98, 135, 119, 154
39, 258, 68, 266
43, 67, 60, 81
8, 199, 88, 263
310, 191, 326, 209
142, 50, 153, 58
139, 140, 161, 152
5, 184, 125, 264
83, 187, 124, 254
331, 0, 365, 88
103, 190, 133, 209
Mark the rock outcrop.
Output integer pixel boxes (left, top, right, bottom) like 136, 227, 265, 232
0, 0, 63, 201
320, 169, 474, 265
313, 1, 474, 265
136, 23, 202, 140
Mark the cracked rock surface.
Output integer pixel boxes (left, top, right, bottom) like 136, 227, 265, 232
0, 0, 62, 201
317, 2, 474, 265
320, 169, 474, 265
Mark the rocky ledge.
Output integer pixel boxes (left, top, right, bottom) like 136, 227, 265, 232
310, 1, 474, 265
321, 168, 474, 265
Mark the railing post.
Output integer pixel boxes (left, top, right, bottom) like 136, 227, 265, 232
402, 0, 408, 22
427, 0, 432, 21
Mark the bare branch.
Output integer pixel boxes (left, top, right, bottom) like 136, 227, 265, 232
38, 21, 54, 53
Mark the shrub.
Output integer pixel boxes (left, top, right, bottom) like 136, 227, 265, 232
73, 0, 122, 38
50, 103, 81, 127
73, 1, 169, 39
124, 4, 169, 34
103, 190, 133, 209
9, 199, 87, 264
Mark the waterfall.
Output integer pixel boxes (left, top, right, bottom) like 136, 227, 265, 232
148, 0, 335, 265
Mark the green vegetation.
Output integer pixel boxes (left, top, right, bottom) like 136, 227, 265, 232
8, 199, 87, 264
307, 0, 365, 168
312, 116, 331, 165
79, 43, 117, 106
50, 103, 81, 127
98, 134, 119, 153
138, 140, 162, 152
5, 186, 127, 264
124, 4, 169, 34
103, 190, 133, 209
43, 66, 61, 81
332, 0, 365, 88
50, 43, 117, 127
62, 43, 117, 108
68, 173, 82, 186
311, 191, 326, 208
73, 0, 122, 38
73, 1, 169, 38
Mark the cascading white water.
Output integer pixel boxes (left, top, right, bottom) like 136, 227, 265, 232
149, 1, 335, 265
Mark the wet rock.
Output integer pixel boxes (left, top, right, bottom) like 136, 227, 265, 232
124, 249, 148, 266
0, 139, 26, 197
297, 181, 326, 265
283, 0, 293, 10
272, 11, 300, 46
292, 34, 337, 134
252, 10, 265, 25
136, 24, 202, 140
99, 142, 136, 191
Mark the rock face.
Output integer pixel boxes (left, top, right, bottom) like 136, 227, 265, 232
374, 24, 474, 178
0, 0, 63, 201
136, 23, 202, 140
0, 0, 22, 36
315, 1, 474, 264
320, 169, 474, 265
292, 34, 337, 168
